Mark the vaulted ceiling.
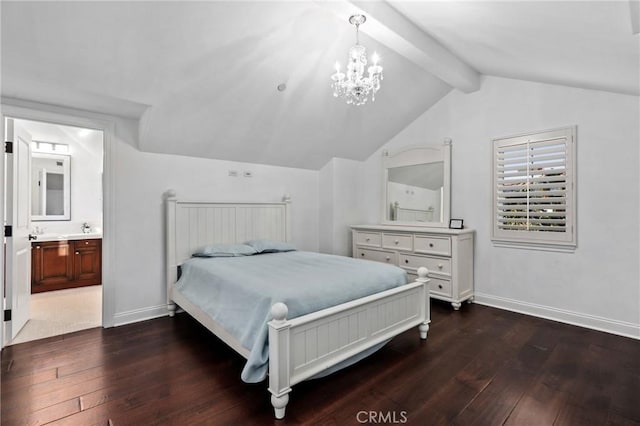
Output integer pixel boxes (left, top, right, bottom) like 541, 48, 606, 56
2, 1, 638, 170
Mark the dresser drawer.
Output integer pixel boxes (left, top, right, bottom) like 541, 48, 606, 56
76, 239, 100, 248
356, 248, 396, 265
428, 276, 452, 298
414, 236, 451, 256
351, 225, 474, 309
406, 273, 452, 297
399, 253, 451, 276
382, 233, 412, 251
354, 231, 382, 247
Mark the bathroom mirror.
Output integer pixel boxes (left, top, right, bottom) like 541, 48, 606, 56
382, 143, 451, 227
31, 153, 71, 221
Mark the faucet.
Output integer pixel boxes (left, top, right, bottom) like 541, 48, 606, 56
81, 222, 92, 234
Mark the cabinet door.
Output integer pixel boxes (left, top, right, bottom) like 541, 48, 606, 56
31, 241, 74, 292
73, 240, 102, 285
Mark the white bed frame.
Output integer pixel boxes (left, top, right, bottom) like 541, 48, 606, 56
165, 191, 431, 419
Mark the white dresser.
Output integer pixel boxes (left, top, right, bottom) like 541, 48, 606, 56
351, 224, 474, 310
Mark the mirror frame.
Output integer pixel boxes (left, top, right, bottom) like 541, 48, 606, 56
31, 152, 71, 221
381, 142, 451, 228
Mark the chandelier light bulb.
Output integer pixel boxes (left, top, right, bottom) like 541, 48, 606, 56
331, 14, 383, 106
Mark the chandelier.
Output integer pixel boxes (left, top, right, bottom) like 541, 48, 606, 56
331, 15, 383, 106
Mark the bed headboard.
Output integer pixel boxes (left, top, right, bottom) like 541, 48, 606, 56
165, 190, 292, 296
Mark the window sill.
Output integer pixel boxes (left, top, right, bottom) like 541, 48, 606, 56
491, 239, 576, 253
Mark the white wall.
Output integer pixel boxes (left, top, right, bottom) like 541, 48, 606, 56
318, 160, 334, 254
318, 158, 362, 256
332, 158, 363, 256
360, 76, 640, 337
69, 131, 103, 229
113, 143, 319, 321
5, 74, 638, 339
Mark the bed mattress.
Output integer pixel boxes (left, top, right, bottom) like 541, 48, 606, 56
175, 250, 407, 382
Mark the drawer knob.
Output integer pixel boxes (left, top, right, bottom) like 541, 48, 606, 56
438, 284, 443, 289
429, 243, 434, 248
76, 251, 80, 255
385, 256, 390, 261
361, 253, 365, 257
36, 246, 41, 249
394, 240, 399, 244
405, 259, 409, 264
85, 241, 89, 245
365, 237, 370, 242
438, 264, 443, 269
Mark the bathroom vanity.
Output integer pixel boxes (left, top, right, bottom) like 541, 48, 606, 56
31, 234, 102, 293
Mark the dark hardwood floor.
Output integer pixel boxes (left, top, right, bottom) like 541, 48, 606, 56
2, 301, 639, 425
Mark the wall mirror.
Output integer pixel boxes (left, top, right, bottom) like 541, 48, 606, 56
382, 142, 451, 227
31, 153, 71, 221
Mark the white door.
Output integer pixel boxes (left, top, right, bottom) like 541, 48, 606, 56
5, 118, 32, 341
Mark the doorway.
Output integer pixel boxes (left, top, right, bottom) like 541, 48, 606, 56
4, 117, 104, 345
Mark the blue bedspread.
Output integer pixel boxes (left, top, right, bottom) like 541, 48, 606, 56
175, 251, 407, 382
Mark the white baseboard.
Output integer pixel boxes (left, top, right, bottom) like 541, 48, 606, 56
110, 296, 640, 340
113, 304, 168, 327
473, 292, 640, 340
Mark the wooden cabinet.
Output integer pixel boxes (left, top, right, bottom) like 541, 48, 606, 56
31, 240, 74, 289
72, 239, 101, 284
32, 239, 102, 293
351, 225, 474, 310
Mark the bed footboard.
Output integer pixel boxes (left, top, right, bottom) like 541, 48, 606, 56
267, 267, 430, 419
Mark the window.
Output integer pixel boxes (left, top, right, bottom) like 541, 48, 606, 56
492, 127, 576, 249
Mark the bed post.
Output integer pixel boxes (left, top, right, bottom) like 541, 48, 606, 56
166, 189, 178, 317
416, 267, 431, 339
268, 302, 292, 419
282, 194, 292, 243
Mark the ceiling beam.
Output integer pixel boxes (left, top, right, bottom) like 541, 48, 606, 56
318, 0, 481, 93
630, 0, 640, 35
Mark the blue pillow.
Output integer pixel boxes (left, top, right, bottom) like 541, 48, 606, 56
244, 239, 297, 254
192, 243, 258, 258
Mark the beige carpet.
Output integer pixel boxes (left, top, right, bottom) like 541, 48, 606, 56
10, 286, 102, 345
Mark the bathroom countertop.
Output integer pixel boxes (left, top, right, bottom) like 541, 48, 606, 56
32, 233, 103, 243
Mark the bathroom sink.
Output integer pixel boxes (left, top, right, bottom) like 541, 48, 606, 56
32, 233, 102, 242
59, 232, 102, 239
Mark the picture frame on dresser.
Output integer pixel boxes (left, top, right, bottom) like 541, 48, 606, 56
449, 219, 464, 229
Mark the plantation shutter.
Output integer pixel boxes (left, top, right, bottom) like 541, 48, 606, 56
492, 127, 576, 247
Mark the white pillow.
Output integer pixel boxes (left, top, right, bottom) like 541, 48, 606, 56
192, 243, 258, 258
